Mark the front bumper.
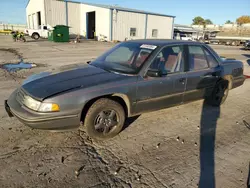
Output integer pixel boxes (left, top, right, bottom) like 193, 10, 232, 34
5, 90, 80, 130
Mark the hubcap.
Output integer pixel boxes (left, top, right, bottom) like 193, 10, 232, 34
94, 110, 118, 135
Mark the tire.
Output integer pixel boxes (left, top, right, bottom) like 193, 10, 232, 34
84, 98, 125, 140
32, 33, 40, 40
205, 79, 229, 106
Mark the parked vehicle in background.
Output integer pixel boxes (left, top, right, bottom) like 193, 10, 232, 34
245, 40, 250, 50
25, 25, 52, 40
180, 34, 193, 41
5, 40, 246, 140
174, 33, 196, 41
201, 31, 250, 46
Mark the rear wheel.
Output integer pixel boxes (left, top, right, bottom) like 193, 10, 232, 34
32, 33, 40, 40
206, 79, 229, 106
84, 98, 125, 140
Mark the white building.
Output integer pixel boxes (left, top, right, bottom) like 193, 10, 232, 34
26, 0, 175, 41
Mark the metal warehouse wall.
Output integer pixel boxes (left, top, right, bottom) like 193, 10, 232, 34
26, 0, 46, 29
81, 4, 110, 40
147, 15, 174, 39
67, 2, 81, 35
45, 0, 66, 27
112, 11, 146, 41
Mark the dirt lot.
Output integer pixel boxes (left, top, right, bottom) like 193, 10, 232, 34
0, 35, 250, 188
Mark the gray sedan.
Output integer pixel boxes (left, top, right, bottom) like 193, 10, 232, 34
5, 40, 246, 140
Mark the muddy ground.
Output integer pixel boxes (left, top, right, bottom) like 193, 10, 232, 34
0, 35, 250, 188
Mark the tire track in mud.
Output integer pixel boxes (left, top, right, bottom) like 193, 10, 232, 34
0, 48, 23, 59
78, 131, 170, 188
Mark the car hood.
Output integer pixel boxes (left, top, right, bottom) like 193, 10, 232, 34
22, 64, 128, 100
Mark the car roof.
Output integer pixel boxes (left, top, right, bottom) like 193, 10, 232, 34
126, 39, 203, 46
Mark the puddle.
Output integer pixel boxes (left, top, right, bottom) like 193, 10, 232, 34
2, 61, 37, 72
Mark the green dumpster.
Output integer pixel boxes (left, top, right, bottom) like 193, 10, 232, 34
51, 25, 69, 42
48, 30, 54, 41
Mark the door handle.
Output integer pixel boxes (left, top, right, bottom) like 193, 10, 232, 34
200, 75, 213, 78
200, 74, 219, 78
179, 78, 186, 84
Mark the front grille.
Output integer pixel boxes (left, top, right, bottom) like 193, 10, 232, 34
16, 88, 26, 105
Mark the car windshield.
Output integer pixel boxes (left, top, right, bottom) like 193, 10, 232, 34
90, 42, 157, 74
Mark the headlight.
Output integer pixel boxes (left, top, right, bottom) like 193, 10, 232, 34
38, 103, 60, 112
23, 95, 60, 112
23, 95, 41, 111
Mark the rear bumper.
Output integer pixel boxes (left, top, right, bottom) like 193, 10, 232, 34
5, 90, 81, 130
232, 75, 246, 89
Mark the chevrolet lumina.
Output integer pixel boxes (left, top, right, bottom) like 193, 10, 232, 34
5, 40, 246, 140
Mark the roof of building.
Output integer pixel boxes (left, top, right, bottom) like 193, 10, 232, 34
174, 24, 200, 33
26, 0, 175, 18
174, 24, 193, 29
65, 0, 175, 18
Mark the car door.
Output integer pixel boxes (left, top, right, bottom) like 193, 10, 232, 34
135, 45, 187, 114
183, 45, 221, 102
41, 25, 48, 38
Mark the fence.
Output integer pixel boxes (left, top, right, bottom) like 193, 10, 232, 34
0, 24, 27, 32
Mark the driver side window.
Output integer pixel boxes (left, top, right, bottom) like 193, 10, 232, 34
149, 45, 184, 73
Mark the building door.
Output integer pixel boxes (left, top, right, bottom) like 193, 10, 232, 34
37, 11, 41, 27
86, 11, 96, 39
32, 14, 35, 29
28, 15, 31, 29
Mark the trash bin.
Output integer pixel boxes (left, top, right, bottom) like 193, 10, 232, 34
48, 30, 54, 41
52, 25, 70, 42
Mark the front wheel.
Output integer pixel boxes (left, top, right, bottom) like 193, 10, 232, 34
32, 33, 40, 40
84, 98, 125, 140
205, 80, 229, 106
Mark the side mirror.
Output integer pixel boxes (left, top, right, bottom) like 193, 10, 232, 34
147, 69, 167, 77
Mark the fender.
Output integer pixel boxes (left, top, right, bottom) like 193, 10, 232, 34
111, 93, 133, 117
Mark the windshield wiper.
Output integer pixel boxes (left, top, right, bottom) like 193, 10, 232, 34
91, 63, 112, 73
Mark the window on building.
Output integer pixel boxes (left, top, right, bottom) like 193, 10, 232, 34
188, 45, 209, 71
130, 28, 136, 37
152, 29, 158, 37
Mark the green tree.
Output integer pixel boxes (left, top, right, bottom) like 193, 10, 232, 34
236, 15, 250, 25
192, 16, 205, 25
225, 20, 233, 24
205, 19, 213, 24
